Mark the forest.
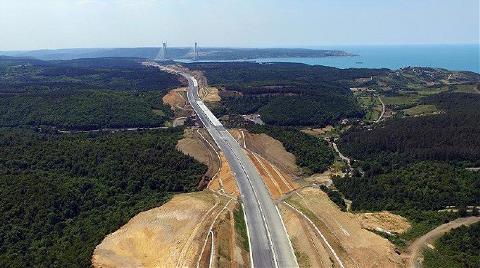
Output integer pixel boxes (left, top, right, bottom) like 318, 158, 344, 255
0, 90, 172, 130
335, 161, 479, 211
248, 125, 334, 175
423, 222, 480, 268
189, 62, 386, 126
339, 93, 480, 168
334, 92, 480, 243
0, 57, 182, 129
0, 128, 207, 267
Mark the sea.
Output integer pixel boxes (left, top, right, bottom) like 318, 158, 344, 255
201, 44, 480, 73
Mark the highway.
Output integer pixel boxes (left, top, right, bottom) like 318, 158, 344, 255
155, 63, 298, 268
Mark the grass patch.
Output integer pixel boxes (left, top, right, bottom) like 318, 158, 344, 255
152, 109, 166, 116
453, 84, 479, 94
402, 104, 438, 116
233, 204, 250, 251
382, 94, 419, 106
291, 238, 311, 268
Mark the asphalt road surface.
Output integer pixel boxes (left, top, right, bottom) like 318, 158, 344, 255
157, 64, 298, 268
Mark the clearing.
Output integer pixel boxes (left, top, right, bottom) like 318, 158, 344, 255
402, 105, 438, 116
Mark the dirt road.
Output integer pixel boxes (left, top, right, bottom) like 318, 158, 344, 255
405, 216, 480, 268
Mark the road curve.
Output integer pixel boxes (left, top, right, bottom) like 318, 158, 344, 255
406, 216, 480, 268
152, 63, 298, 268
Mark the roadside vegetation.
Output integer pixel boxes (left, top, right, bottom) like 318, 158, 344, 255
423, 222, 480, 268
233, 205, 250, 251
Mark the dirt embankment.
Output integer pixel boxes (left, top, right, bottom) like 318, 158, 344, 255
162, 87, 190, 116
240, 130, 298, 175
229, 129, 299, 199
92, 192, 230, 268
231, 128, 406, 267
403, 216, 480, 268
284, 187, 404, 268
176, 128, 220, 188
357, 212, 411, 235
190, 70, 221, 103
92, 126, 249, 268
208, 153, 240, 197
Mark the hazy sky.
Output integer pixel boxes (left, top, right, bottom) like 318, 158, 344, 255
0, 0, 478, 50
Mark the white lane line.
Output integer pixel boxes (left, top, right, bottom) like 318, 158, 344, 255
284, 202, 345, 268
209, 231, 215, 268
224, 141, 278, 268
241, 130, 246, 148
274, 204, 299, 268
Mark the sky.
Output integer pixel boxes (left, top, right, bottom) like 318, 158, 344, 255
0, 0, 478, 51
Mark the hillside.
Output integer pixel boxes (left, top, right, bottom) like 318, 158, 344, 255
0, 128, 207, 267
189, 62, 388, 127
0, 57, 181, 130
0, 47, 352, 61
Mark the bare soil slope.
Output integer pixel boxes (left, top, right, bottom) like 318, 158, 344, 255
285, 187, 404, 268
92, 191, 230, 268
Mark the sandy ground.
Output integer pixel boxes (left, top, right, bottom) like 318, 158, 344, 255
403, 216, 480, 268
285, 187, 404, 268
92, 191, 231, 268
207, 204, 250, 268
162, 87, 191, 118
208, 153, 240, 197
357, 212, 411, 235
200, 86, 221, 103
279, 203, 333, 268
229, 129, 299, 199
177, 128, 220, 184
240, 130, 298, 175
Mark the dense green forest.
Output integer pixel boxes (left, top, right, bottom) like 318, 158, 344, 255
248, 125, 334, 174
339, 93, 480, 167
0, 58, 180, 93
0, 90, 172, 130
0, 128, 207, 267
189, 62, 384, 126
0, 57, 182, 129
336, 162, 479, 211
424, 222, 480, 268
334, 92, 480, 243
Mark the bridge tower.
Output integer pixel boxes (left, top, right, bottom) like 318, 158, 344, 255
194, 42, 199, 61
162, 42, 168, 60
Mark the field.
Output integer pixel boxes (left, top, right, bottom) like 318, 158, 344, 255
402, 104, 438, 116
381, 94, 419, 106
